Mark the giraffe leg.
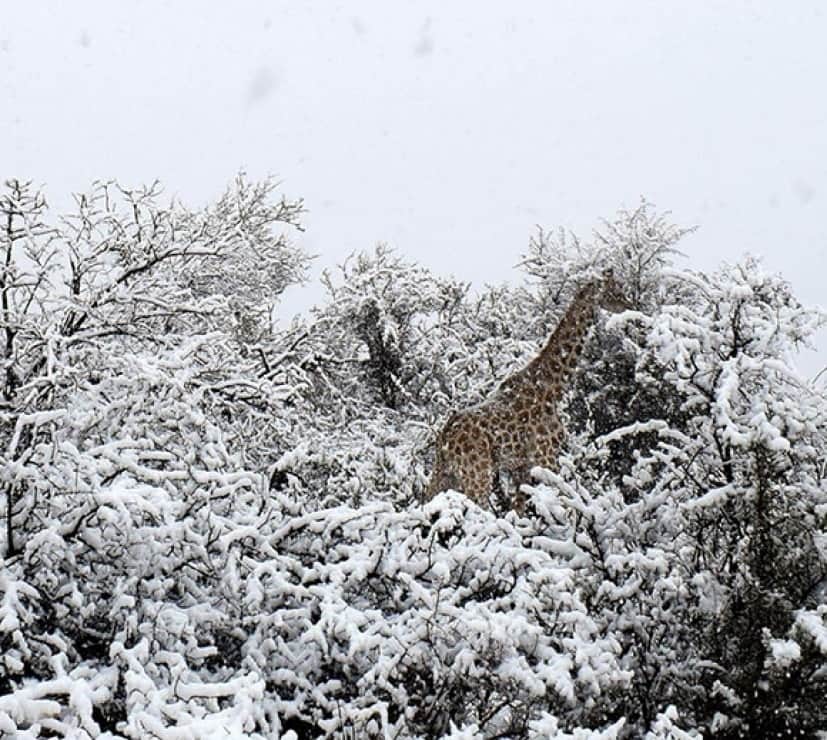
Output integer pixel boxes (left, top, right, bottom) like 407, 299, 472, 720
511, 422, 565, 515
459, 455, 494, 509
451, 431, 494, 509
425, 468, 443, 502
425, 445, 449, 501
425, 417, 466, 501
509, 463, 532, 515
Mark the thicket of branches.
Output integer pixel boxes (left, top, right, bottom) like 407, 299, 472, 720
1, 177, 826, 738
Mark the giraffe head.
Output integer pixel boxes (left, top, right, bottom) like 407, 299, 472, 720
595, 268, 631, 313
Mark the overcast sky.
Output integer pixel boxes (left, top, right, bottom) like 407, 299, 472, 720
3, 1, 826, 374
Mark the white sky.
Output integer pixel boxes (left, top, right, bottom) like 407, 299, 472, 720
3, 1, 826, 374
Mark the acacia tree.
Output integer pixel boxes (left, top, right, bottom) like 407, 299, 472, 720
256, 245, 469, 508
56, 174, 307, 343
1, 174, 310, 555
312, 243, 469, 412
0, 174, 313, 735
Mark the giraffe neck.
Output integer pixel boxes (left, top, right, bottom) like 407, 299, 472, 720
525, 284, 599, 399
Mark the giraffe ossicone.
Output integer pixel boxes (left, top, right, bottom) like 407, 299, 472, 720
425, 269, 629, 514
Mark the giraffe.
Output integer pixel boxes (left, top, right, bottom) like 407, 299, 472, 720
425, 269, 630, 514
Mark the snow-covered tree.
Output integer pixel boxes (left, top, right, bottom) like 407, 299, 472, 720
2, 183, 825, 738
520, 253, 827, 736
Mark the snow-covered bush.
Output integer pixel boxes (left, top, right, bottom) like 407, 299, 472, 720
540, 255, 827, 736
1, 343, 271, 737
624, 259, 827, 735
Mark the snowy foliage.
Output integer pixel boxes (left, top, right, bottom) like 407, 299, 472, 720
1, 181, 826, 737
